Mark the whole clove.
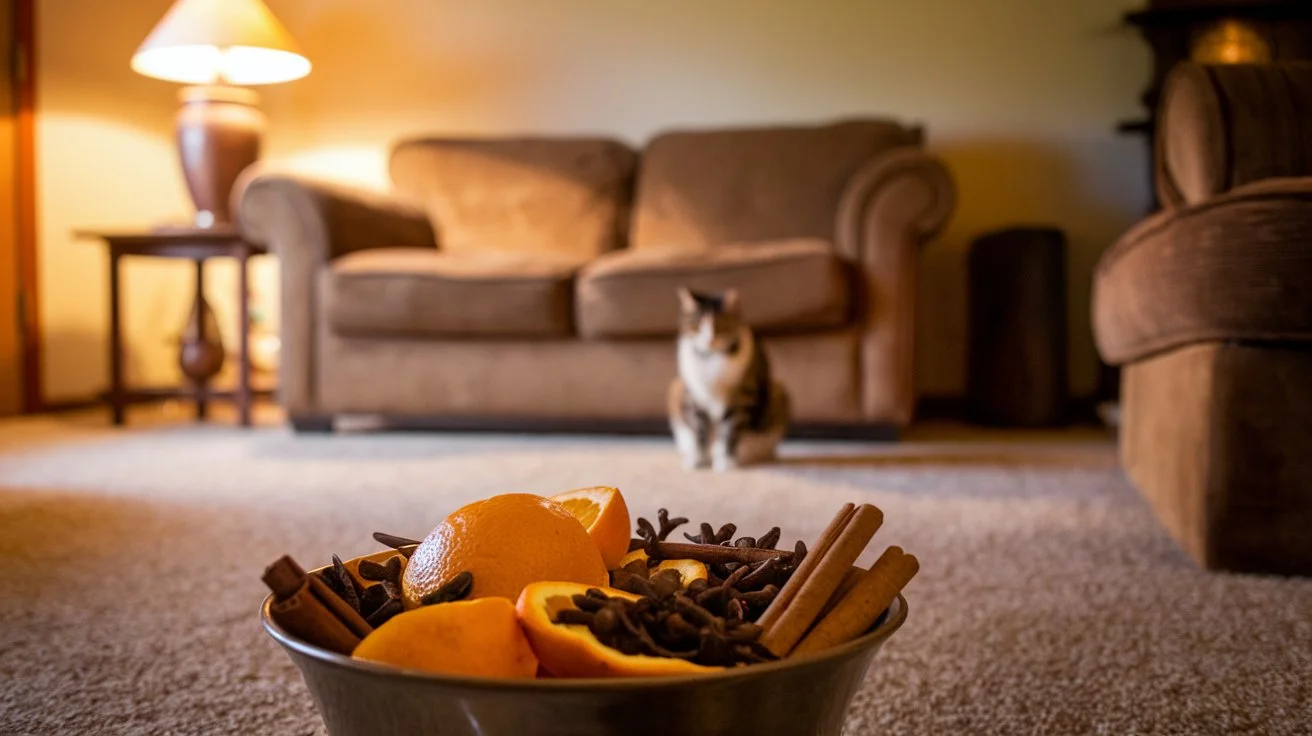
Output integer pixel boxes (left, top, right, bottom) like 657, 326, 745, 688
550, 583, 778, 668
419, 571, 474, 606
656, 509, 688, 540
738, 557, 781, 592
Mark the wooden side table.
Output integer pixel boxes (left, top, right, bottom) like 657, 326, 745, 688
77, 226, 273, 426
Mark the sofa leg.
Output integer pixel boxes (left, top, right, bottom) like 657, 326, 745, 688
290, 414, 334, 434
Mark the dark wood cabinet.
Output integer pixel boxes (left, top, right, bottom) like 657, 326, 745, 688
1121, 1, 1312, 140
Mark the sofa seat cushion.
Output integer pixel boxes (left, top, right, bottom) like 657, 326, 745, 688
326, 248, 582, 339
575, 239, 852, 338
1093, 179, 1312, 365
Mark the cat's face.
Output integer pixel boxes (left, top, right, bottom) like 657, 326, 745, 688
678, 287, 743, 354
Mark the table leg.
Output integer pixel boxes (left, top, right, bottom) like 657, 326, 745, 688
108, 250, 125, 426
193, 258, 208, 421
236, 247, 252, 427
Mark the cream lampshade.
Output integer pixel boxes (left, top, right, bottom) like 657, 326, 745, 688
131, 0, 310, 227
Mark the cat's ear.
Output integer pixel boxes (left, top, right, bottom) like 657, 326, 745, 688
677, 286, 697, 312
720, 288, 740, 313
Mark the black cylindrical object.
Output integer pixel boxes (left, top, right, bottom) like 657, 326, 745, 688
967, 227, 1069, 427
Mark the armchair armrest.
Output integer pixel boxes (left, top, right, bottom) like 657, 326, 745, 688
237, 173, 437, 415
1093, 177, 1312, 366
835, 146, 955, 425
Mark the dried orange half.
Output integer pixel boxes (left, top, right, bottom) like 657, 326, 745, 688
353, 597, 539, 679
549, 487, 632, 569
515, 581, 721, 678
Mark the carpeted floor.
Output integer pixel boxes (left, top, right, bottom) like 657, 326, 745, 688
0, 415, 1309, 735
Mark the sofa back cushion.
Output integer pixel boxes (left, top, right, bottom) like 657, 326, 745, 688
631, 119, 922, 251
389, 137, 637, 259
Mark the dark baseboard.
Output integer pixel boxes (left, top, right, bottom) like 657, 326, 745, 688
916, 392, 1105, 426
322, 414, 900, 441
32, 391, 1101, 434
914, 395, 970, 421
32, 397, 102, 414
31, 387, 275, 416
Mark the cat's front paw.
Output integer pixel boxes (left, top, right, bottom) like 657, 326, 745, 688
711, 455, 739, 472
680, 454, 710, 471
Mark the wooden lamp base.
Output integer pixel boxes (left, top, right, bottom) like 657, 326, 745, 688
176, 85, 264, 228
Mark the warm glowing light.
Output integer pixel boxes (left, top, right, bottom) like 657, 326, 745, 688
1190, 20, 1271, 65
131, 0, 310, 86
132, 45, 311, 85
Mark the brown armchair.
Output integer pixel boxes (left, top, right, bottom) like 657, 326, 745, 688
1092, 63, 1312, 575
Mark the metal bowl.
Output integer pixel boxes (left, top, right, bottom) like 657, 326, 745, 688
261, 581, 907, 736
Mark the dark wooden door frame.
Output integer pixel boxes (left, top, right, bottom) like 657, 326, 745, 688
12, 0, 37, 412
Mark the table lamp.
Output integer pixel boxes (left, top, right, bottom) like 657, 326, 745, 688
131, 0, 310, 228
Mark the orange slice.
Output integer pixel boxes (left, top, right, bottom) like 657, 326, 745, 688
654, 559, 708, 585
515, 582, 721, 678
618, 550, 708, 586
549, 487, 632, 570
618, 549, 648, 568
353, 597, 538, 678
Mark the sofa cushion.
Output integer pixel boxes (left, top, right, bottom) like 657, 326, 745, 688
325, 248, 582, 339
631, 119, 921, 250
1093, 178, 1312, 365
388, 137, 636, 259
575, 239, 852, 338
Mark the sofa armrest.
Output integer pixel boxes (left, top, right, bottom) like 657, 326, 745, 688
835, 146, 955, 425
238, 173, 436, 259
237, 174, 437, 416
1093, 177, 1312, 366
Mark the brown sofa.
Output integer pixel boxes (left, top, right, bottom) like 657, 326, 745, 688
238, 119, 955, 435
1092, 63, 1312, 576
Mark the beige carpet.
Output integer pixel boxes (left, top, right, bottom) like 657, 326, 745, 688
0, 416, 1309, 735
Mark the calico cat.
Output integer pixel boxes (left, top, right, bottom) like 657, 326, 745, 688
668, 287, 790, 470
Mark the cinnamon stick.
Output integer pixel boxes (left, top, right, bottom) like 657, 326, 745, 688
817, 567, 866, 621
269, 579, 363, 655
309, 572, 373, 639
792, 546, 919, 656
755, 503, 855, 632
760, 504, 883, 657
262, 555, 373, 655
650, 541, 794, 565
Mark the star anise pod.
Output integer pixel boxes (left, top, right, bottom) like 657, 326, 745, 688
357, 555, 403, 585
317, 554, 364, 614
316, 552, 413, 628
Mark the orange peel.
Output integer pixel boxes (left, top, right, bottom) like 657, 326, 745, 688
654, 559, 709, 585
402, 493, 607, 607
550, 486, 632, 569
618, 550, 708, 586
515, 582, 721, 678
353, 597, 538, 678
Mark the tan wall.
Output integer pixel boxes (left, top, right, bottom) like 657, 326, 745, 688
38, 0, 1150, 402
